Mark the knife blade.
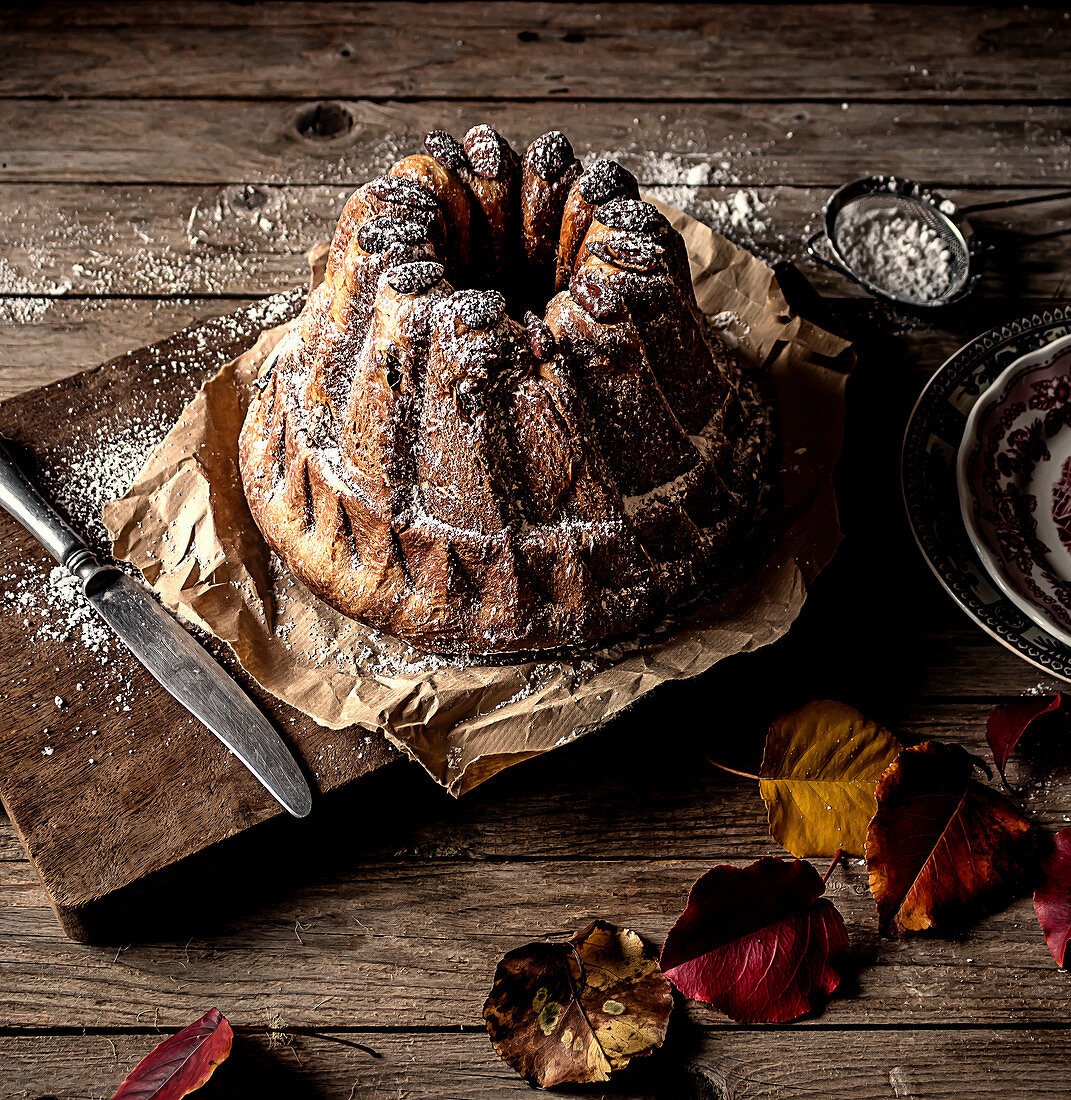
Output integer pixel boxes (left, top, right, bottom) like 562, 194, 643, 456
0, 436, 313, 818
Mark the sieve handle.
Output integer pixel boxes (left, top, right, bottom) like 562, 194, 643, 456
960, 188, 1071, 216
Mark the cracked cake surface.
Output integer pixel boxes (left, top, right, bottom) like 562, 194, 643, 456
239, 125, 774, 655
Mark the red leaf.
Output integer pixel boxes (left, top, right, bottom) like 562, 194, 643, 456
1034, 827, 1071, 968
986, 694, 1066, 781
866, 742, 1033, 934
112, 1008, 233, 1100
659, 857, 848, 1023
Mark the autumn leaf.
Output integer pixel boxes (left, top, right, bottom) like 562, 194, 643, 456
759, 700, 901, 858
986, 694, 1067, 784
483, 920, 673, 1088
1034, 827, 1071, 967
112, 1008, 232, 1100
659, 857, 848, 1023
866, 741, 1033, 934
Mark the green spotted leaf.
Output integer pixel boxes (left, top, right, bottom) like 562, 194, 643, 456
483, 920, 673, 1088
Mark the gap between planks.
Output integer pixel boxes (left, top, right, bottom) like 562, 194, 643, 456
2, 1021, 1069, 1036
7, 1027, 1071, 1099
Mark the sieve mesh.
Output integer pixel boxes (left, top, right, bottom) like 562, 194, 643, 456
830, 192, 971, 305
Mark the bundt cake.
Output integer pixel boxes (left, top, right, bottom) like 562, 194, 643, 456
239, 125, 773, 655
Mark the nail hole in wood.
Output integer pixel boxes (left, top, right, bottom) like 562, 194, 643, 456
339, 45, 353, 58
561, 32, 585, 43
295, 102, 355, 141
517, 30, 539, 42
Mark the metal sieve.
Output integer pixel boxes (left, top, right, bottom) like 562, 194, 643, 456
807, 176, 1071, 309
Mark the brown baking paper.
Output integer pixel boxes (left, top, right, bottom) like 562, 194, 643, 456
104, 201, 852, 796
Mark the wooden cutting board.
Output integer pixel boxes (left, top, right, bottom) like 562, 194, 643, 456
0, 292, 397, 942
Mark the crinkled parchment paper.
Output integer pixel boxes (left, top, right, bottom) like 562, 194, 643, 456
104, 201, 852, 795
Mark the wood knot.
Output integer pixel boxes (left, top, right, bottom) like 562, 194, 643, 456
295, 101, 354, 142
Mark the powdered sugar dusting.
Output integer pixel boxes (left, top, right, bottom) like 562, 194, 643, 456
601, 148, 807, 262
577, 159, 638, 206
463, 124, 506, 178
2, 293, 302, 736
527, 130, 574, 182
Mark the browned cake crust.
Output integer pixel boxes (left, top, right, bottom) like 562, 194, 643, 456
521, 131, 581, 293
556, 159, 640, 292
239, 125, 774, 655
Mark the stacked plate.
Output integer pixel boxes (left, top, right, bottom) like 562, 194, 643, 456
903, 308, 1071, 679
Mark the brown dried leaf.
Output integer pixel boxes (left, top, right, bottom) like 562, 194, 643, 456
866, 741, 1034, 934
483, 920, 673, 1088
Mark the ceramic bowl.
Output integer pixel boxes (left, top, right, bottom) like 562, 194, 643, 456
957, 333, 1071, 646
903, 306, 1071, 681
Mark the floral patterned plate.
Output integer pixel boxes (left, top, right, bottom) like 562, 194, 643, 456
957, 334, 1071, 646
903, 307, 1071, 681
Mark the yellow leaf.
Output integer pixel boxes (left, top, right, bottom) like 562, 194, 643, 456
759, 700, 901, 858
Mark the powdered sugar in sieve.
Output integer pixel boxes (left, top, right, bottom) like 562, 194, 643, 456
833, 201, 958, 305
810, 176, 1071, 309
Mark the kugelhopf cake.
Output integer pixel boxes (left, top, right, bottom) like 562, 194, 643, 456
239, 126, 773, 655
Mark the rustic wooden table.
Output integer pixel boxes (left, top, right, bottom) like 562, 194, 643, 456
2, 4, 1070, 1097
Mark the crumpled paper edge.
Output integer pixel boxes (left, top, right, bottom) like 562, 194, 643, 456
104, 203, 852, 796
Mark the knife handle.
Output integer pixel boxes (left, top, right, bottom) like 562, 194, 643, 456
0, 435, 100, 575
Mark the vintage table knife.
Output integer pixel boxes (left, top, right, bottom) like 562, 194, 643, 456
0, 437, 313, 818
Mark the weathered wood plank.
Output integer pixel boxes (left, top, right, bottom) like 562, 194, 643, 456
0, 676, 1065, 872
1, 99, 1068, 187
4, 3, 1069, 103
2, 183, 1069, 299
0, 297, 264, 397
0, 4, 1067, 1089
0, 184, 344, 298
0, 823, 22, 861
4, 1026, 1071, 1099
0, 852, 1066, 1029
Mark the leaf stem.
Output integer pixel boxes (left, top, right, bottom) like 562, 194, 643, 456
560, 940, 604, 1058
822, 849, 844, 885
706, 757, 760, 782
567, 942, 587, 993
